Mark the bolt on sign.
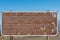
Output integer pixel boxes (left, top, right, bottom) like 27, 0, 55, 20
2, 12, 57, 36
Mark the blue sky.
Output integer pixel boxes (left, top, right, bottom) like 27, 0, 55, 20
0, 0, 60, 30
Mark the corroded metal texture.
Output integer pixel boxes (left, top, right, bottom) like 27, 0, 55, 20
2, 12, 57, 36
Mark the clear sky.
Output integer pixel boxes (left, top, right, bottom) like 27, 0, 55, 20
0, 0, 60, 30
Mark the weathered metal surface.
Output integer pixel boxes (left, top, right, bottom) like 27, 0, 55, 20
2, 12, 57, 36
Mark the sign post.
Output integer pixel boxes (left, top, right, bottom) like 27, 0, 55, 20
10, 36, 13, 40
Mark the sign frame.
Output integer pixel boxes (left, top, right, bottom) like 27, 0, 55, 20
1, 11, 58, 36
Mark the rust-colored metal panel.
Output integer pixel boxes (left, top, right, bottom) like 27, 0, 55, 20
2, 12, 57, 36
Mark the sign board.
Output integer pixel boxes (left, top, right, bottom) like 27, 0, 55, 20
2, 12, 57, 36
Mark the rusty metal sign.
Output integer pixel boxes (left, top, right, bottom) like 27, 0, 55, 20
2, 12, 57, 36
